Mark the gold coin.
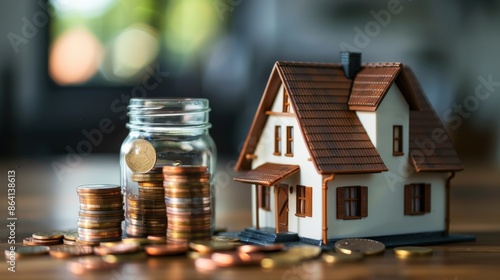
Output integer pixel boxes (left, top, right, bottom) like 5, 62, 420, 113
261, 252, 303, 268
125, 139, 157, 173
5, 246, 50, 258
49, 245, 94, 259
322, 252, 364, 263
335, 238, 385, 256
287, 245, 322, 259
394, 246, 433, 257
32, 231, 64, 240
189, 241, 235, 254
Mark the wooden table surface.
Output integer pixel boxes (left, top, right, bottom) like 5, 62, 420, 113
0, 158, 499, 279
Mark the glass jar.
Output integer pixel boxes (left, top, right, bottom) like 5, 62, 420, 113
120, 98, 216, 242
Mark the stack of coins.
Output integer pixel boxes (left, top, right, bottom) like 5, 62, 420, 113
24, 231, 64, 246
76, 184, 124, 245
125, 168, 167, 237
163, 166, 212, 243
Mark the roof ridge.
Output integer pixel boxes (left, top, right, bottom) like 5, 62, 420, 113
277, 61, 342, 67
363, 62, 402, 67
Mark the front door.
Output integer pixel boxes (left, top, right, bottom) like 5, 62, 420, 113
276, 184, 289, 232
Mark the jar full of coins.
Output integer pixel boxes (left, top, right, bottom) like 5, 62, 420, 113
120, 98, 216, 242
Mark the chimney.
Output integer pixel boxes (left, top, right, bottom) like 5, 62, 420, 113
340, 52, 362, 79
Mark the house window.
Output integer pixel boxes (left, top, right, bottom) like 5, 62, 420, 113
258, 185, 270, 211
404, 183, 431, 215
393, 125, 403, 156
337, 186, 368, 220
283, 89, 290, 113
274, 126, 281, 155
285, 126, 294, 157
296, 185, 312, 217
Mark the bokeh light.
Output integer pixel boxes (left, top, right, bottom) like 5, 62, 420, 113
49, 27, 103, 85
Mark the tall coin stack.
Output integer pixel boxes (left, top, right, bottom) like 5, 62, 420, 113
125, 167, 167, 237
76, 184, 124, 246
163, 166, 212, 243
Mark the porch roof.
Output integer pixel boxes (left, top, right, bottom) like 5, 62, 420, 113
233, 162, 300, 187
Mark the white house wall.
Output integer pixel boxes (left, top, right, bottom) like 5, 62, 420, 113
252, 83, 324, 240
326, 84, 448, 239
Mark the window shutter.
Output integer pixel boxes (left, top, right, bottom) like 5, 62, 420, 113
305, 187, 313, 217
404, 184, 411, 215
336, 187, 345, 219
360, 186, 368, 218
424, 184, 431, 213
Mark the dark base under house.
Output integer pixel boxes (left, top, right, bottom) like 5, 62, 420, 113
218, 227, 475, 250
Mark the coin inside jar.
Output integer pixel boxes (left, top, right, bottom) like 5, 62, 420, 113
125, 139, 157, 173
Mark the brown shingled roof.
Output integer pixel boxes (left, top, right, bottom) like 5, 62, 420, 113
404, 67, 463, 172
234, 61, 462, 175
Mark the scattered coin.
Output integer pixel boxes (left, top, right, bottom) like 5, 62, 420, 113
32, 231, 64, 240
189, 241, 236, 254
5, 246, 49, 259
94, 243, 141, 256
287, 245, 322, 259
24, 237, 62, 246
335, 238, 385, 256
322, 252, 364, 263
125, 139, 157, 173
102, 251, 148, 263
63, 230, 78, 241
211, 235, 240, 242
261, 252, 304, 268
238, 243, 285, 253
194, 257, 218, 272
49, 245, 94, 259
145, 244, 189, 256
212, 252, 265, 267
67, 256, 117, 274
394, 246, 433, 258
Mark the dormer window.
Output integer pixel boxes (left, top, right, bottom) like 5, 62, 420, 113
282, 89, 290, 113
393, 125, 403, 156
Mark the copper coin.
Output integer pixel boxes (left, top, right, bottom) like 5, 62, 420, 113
32, 231, 64, 240
138, 182, 164, 188
94, 243, 140, 256
132, 174, 164, 182
63, 239, 78, 245
76, 184, 121, 194
5, 246, 50, 258
125, 139, 157, 173
49, 245, 94, 259
212, 252, 265, 267
189, 241, 235, 253
25, 237, 63, 246
238, 243, 285, 253
79, 203, 123, 211
162, 165, 208, 174
145, 244, 189, 256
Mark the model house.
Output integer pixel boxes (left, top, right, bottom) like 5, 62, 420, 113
233, 52, 464, 245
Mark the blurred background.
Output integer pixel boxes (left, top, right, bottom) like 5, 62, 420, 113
0, 0, 499, 238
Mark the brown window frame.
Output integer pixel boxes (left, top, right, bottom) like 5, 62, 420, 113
258, 185, 270, 211
393, 125, 403, 156
295, 185, 312, 217
274, 125, 281, 156
337, 186, 368, 220
285, 126, 294, 157
404, 183, 431, 215
283, 89, 290, 113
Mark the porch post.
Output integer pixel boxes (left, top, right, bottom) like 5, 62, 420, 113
274, 185, 279, 234
255, 185, 260, 230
